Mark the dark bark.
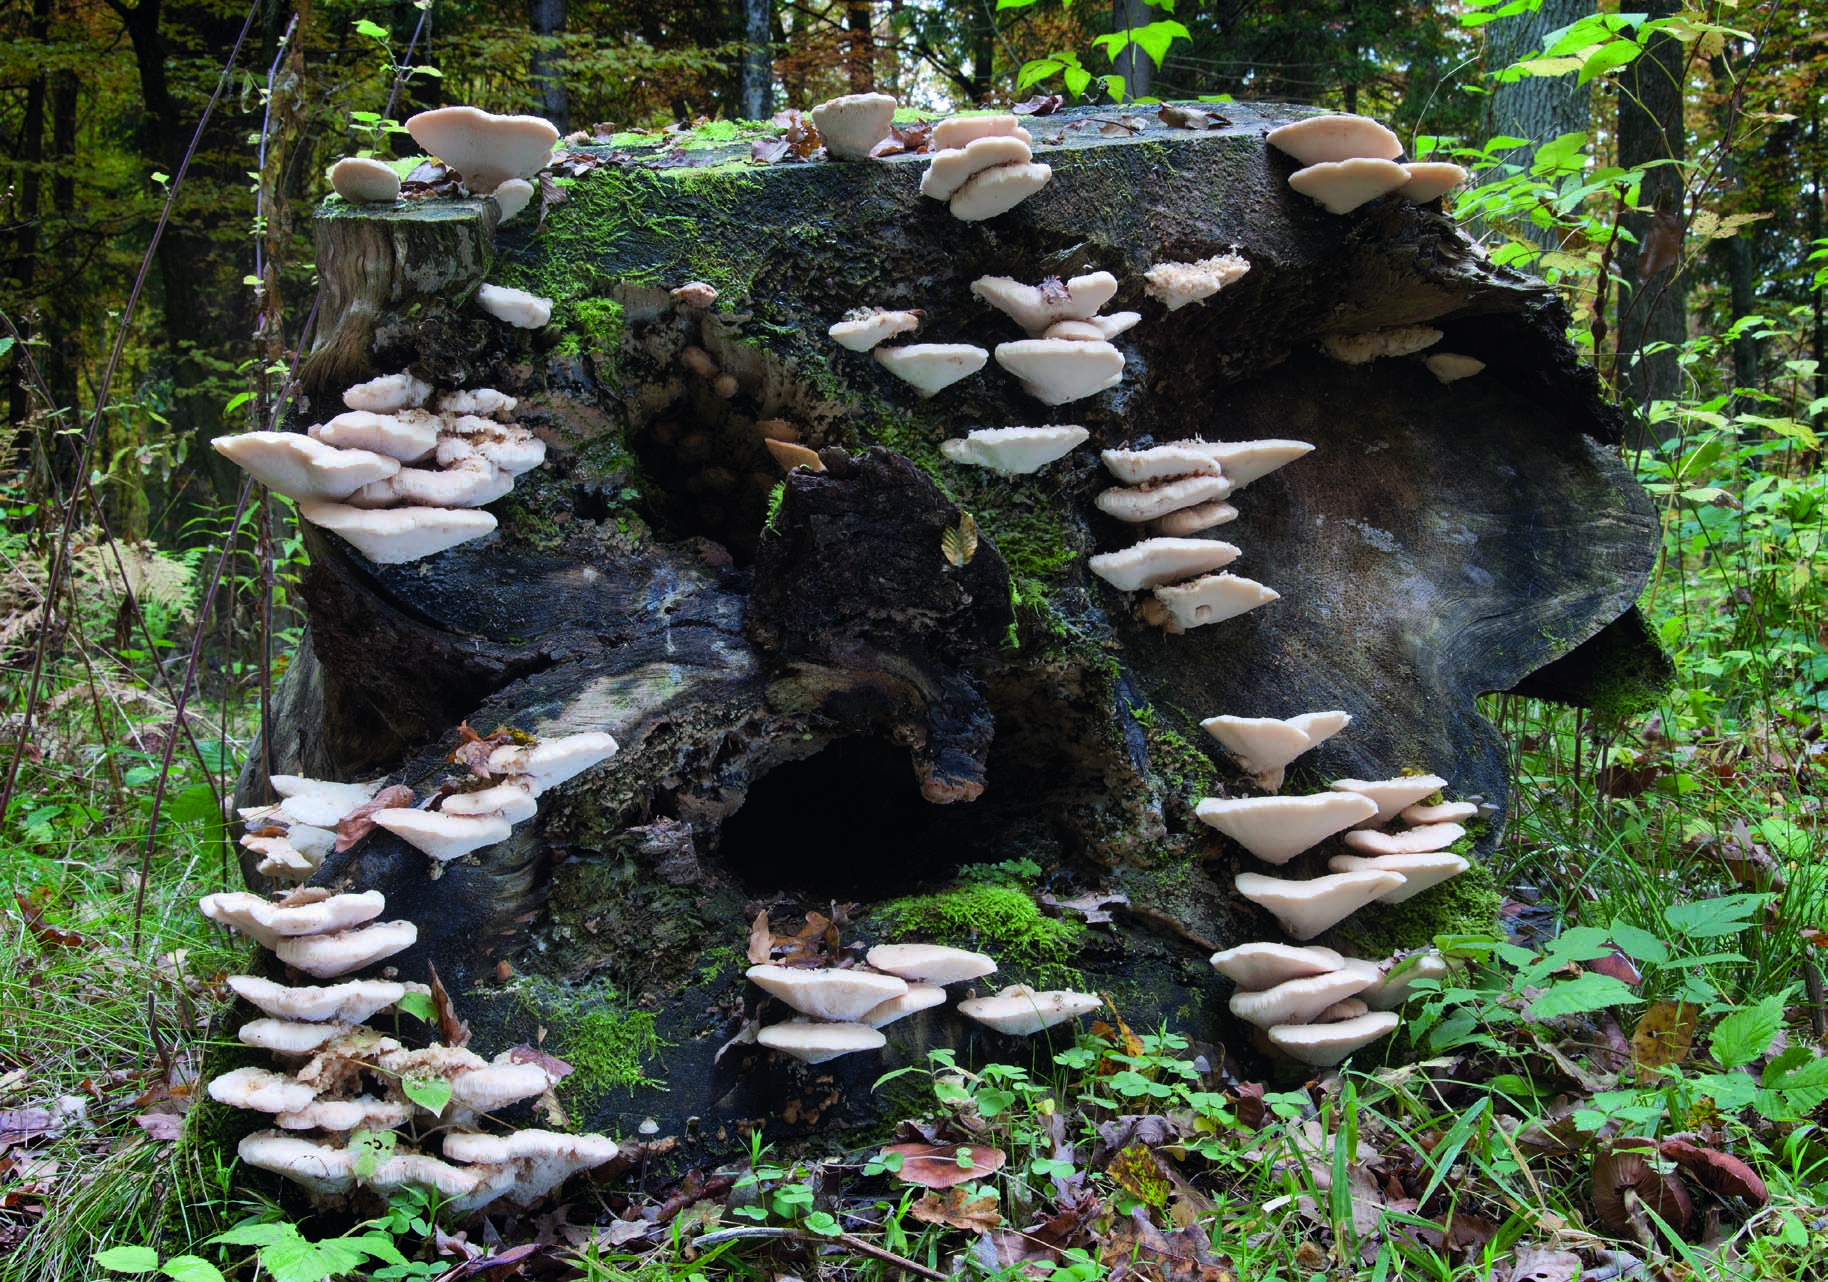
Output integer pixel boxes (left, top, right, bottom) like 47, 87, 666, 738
845, 0, 874, 92
528, 0, 568, 135
1484, 0, 1594, 250
9, 0, 50, 434
243, 105, 1662, 1150
740, 0, 772, 120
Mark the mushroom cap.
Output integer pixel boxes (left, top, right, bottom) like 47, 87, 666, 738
999, 344, 1121, 405
248, 838, 318, 882
1399, 161, 1467, 203
810, 91, 898, 161
1089, 538, 1241, 592
238, 1131, 357, 1196
1267, 1011, 1400, 1066
440, 425, 545, 478
958, 987, 1101, 1035
1177, 439, 1315, 489
1320, 326, 1443, 365
276, 1095, 415, 1134
1425, 353, 1485, 384
239, 1018, 359, 1055
1358, 952, 1448, 1010
437, 388, 518, 418
1317, 998, 1370, 1022
1150, 500, 1239, 535
298, 501, 498, 564
1591, 1140, 1694, 1236
949, 161, 1053, 221
920, 135, 1033, 201
1329, 775, 1450, 827
373, 808, 512, 861
448, 1062, 555, 1113
200, 890, 388, 949
1198, 715, 1320, 787
367, 1152, 517, 1213
210, 1066, 321, 1114
1209, 942, 1347, 989
1234, 870, 1407, 939
1150, 572, 1280, 631
1339, 823, 1467, 856
405, 105, 559, 193
859, 984, 949, 1029
1100, 444, 1223, 485
1286, 709, 1352, 746
441, 782, 539, 824
440, 1129, 619, 1208
274, 920, 419, 978
492, 177, 535, 223
1266, 114, 1403, 165
1328, 851, 1469, 903
364, 457, 514, 510
329, 156, 401, 204
972, 273, 1120, 337
1229, 968, 1379, 1029
227, 974, 412, 1023
1142, 254, 1252, 311
268, 774, 382, 826
1043, 320, 1106, 342
475, 283, 552, 329
931, 114, 1031, 150
874, 343, 988, 397
671, 280, 718, 308
746, 964, 909, 1021
1195, 792, 1379, 864
343, 373, 431, 414
829, 309, 921, 352
1658, 1138, 1769, 1205
756, 1020, 887, 1064
212, 432, 401, 503
311, 410, 439, 463
865, 944, 996, 985
1095, 474, 1233, 523
765, 439, 824, 472
517, 731, 620, 793
1288, 157, 1410, 215
938, 425, 1089, 475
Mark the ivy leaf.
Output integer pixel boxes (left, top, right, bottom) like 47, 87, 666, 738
941, 513, 978, 567
401, 1074, 452, 1117
348, 1127, 397, 1180
94, 1245, 161, 1274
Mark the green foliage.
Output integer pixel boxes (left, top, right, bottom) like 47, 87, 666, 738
874, 877, 1083, 971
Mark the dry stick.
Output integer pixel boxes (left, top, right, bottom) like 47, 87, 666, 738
692, 1225, 949, 1281
1804, 955, 1827, 1042
0, 0, 261, 834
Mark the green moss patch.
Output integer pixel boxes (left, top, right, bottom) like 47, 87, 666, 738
873, 880, 1083, 971
517, 979, 667, 1101
1339, 859, 1504, 958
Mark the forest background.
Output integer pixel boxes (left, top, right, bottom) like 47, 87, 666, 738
2, 0, 1827, 1278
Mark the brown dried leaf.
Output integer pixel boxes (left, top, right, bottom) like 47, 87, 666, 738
910, 1187, 1002, 1232
334, 784, 415, 852
886, 1141, 1007, 1189
1639, 208, 1684, 280
1099, 1209, 1233, 1282
14, 892, 84, 949
1157, 104, 1230, 130
1510, 1246, 1583, 1282
941, 513, 979, 567
751, 137, 791, 164
1631, 1000, 1699, 1071
1013, 94, 1064, 116
747, 909, 772, 965
135, 1112, 183, 1142
506, 1044, 574, 1082
427, 963, 470, 1049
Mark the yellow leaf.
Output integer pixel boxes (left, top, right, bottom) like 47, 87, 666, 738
1631, 1000, 1699, 1070
941, 512, 978, 567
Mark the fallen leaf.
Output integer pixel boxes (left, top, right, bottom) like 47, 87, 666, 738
747, 909, 772, 965
334, 784, 415, 851
1638, 208, 1684, 280
1509, 1246, 1583, 1282
1157, 104, 1229, 130
1042, 890, 1130, 925
14, 893, 84, 949
910, 1187, 1002, 1232
505, 1045, 574, 1082
884, 1142, 1007, 1189
1100, 1209, 1233, 1282
134, 1113, 183, 1142
427, 964, 470, 1049
941, 513, 979, 567
1631, 1000, 1699, 1071
1012, 94, 1064, 116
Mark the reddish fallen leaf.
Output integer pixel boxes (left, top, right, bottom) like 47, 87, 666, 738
1012, 94, 1063, 116
1157, 104, 1230, 130
885, 1141, 1007, 1189
427, 964, 470, 1049
1099, 1209, 1232, 1282
0, 1110, 60, 1147
135, 1112, 183, 1142
505, 1045, 574, 1082
1639, 208, 1684, 280
910, 1186, 1001, 1232
1231, 1081, 1267, 1129
14, 893, 84, 949
1586, 946, 1644, 987
334, 784, 415, 852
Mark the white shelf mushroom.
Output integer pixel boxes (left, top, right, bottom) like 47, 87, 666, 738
1340, 823, 1466, 856
1089, 539, 1241, 592
829, 308, 921, 352
1209, 942, 1348, 990
268, 775, 383, 826
874, 344, 988, 397
1266, 114, 1402, 165
311, 410, 440, 464
297, 502, 499, 564
1288, 158, 1410, 215
441, 783, 539, 825
405, 106, 559, 194
1321, 327, 1443, 365
864, 944, 996, 985
859, 985, 948, 1029
1199, 710, 1352, 792
1399, 162, 1467, 203
1401, 800, 1479, 825
939, 425, 1088, 474
1229, 968, 1379, 1029
1145, 572, 1280, 632
1195, 792, 1378, 865
958, 986, 1101, 1035
228, 975, 417, 1024
1234, 870, 1407, 940
1328, 851, 1470, 902
1100, 444, 1222, 484
344, 373, 431, 414
1358, 952, 1450, 1010
921, 135, 1034, 199
745, 964, 908, 1022
475, 283, 552, 329
757, 1021, 887, 1064
1143, 255, 1251, 311
972, 273, 1121, 337
1426, 353, 1485, 384
373, 808, 513, 862
1268, 1011, 1399, 1067
931, 115, 1032, 150
811, 92, 897, 161
274, 920, 419, 978
209, 1066, 321, 1115
211, 433, 401, 504
239, 1019, 358, 1055
238, 1132, 358, 1197
1178, 439, 1314, 490
200, 890, 388, 950
1096, 475, 1233, 524
492, 178, 535, 223
1152, 500, 1239, 535
329, 157, 401, 204
441, 1130, 621, 1210
1328, 775, 1450, 828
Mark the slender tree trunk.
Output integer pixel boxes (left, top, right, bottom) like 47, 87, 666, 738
969, 15, 994, 103
845, 0, 873, 92
1112, 0, 1152, 101
1614, 0, 1689, 425
10, 0, 50, 435
740, 0, 771, 119
46, 59, 78, 423
529, 0, 568, 133
1484, 0, 1594, 250
1813, 104, 1825, 438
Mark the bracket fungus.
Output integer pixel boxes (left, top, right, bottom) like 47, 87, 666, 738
1101, 444, 1222, 485
404, 106, 558, 194
211, 432, 400, 504
1088, 538, 1241, 592
924, 116, 1050, 220
298, 502, 499, 565
329, 157, 401, 204
860, 984, 948, 1029
1328, 851, 1470, 902
274, 920, 420, 978
1398, 162, 1468, 203
1321, 326, 1443, 365
372, 808, 514, 862
1095, 474, 1233, 524
311, 410, 440, 463
745, 964, 909, 1022
920, 135, 1033, 200
1358, 952, 1450, 1010
492, 177, 535, 223
1401, 800, 1479, 825
1228, 968, 1378, 1029
344, 372, 432, 413
972, 272, 1120, 337
1266, 113, 1403, 166
1143, 254, 1252, 311
995, 338, 1126, 404
1195, 792, 1378, 864
228, 975, 419, 1024
1179, 439, 1314, 490
268, 775, 383, 826
810, 92, 897, 161
1329, 775, 1450, 827
938, 425, 1088, 474
200, 890, 388, 950
757, 1021, 887, 1064
475, 283, 553, 329
828, 308, 922, 352
1268, 1010, 1399, 1067
1209, 942, 1347, 990
874, 343, 988, 397
1339, 823, 1467, 856
1234, 869, 1406, 939
1288, 158, 1410, 215
1426, 353, 1486, 383
1199, 710, 1352, 792
1143, 572, 1280, 633
865, 943, 996, 985
958, 986, 1102, 1035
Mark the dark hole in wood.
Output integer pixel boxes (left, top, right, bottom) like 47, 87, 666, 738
718, 738, 961, 898
630, 406, 773, 565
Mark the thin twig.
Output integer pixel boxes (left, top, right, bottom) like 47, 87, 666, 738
692, 1226, 948, 1281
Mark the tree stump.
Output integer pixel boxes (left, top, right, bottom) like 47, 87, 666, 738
246, 104, 1661, 1147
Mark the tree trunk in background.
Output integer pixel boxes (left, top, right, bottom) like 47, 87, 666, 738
845, 0, 873, 92
1615, 0, 1689, 425
1484, 0, 1594, 250
739, 0, 771, 119
9, 0, 49, 436
1113, 0, 1152, 101
46, 60, 78, 423
529, 0, 568, 134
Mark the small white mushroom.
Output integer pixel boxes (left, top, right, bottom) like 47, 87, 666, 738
311, 410, 439, 464
438, 424, 545, 477
1150, 500, 1239, 535
275, 920, 419, 978
199, 890, 388, 949
1400, 800, 1479, 825
492, 177, 535, 223
358, 457, 513, 510
212, 432, 401, 503
949, 162, 1053, 221
1268, 1011, 1400, 1067
297, 501, 498, 564
373, 808, 513, 861
329, 157, 401, 204
475, 283, 552, 329
757, 1020, 887, 1064
1228, 969, 1378, 1029
1143, 254, 1251, 311
1176, 439, 1314, 490
1265, 114, 1403, 165
1100, 444, 1222, 485
1425, 353, 1485, 383
1147, 572, 1279, 632
745, 965, 909, 1022
1328, 851, 1470, 902
227, 975, 414, 1024
920, 135, 1033, 200
1358, 952, 1450, 1010
971, 273, 1120, 337
1234, 870, 1407, 940
1209, 942, 1347, 990
958, 986, 1101, 1035
405, 106, 559, 193
1095, 474, 1233, 523
1088, 538, 1241, 591
441, 783, 539, 824
275, 1095, 414, 1134
441, 1130, 620, 1209
930, 115, 1032, 151
437, 388, 518, 417
268, 774, 383, 827
1288, 158, 1410, 215
874, 344, 988, 397
828, 308, 921, 352
671, 280, 718, 308
810, 92, 897, 161
1328, 775, 1450, 828
246, 836, 318, 882
938, 425, 1089, 475
865, 944, 996, 985
1194, 792, 1379, 865
209, 1066, 321, 1114
1199, 710, 1352, 792
513, 732, 619, 794
238, 1131, 357, 1197
859, 984, 948, 1029
1340, 824, 1466, 856
995, 339, 1125, 404
239, 1018, 358, 1055
343, 373, 431, 414
448, 1061, 555, 1114
1321, 326, 1443, 365
1399, 162, 1468, 203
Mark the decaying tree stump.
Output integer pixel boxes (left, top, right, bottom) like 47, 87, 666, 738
242, 104, 1662, 1147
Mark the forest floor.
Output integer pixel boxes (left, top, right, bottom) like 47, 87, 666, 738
2, 435, 1825, 1281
